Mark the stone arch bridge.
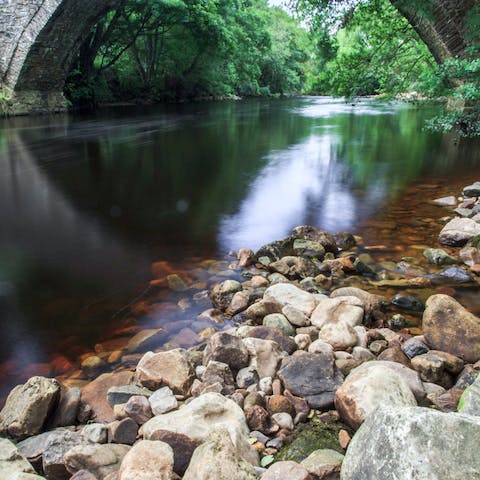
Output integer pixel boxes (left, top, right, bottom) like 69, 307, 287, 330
0, 0, 476, 115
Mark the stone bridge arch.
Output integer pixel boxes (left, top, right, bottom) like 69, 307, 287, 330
0, 0, 115, 114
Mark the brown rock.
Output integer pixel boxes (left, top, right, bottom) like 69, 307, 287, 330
124, 396, 152, 425
81, 371, 133, 423
238, 249, 255, 267
136, 349, 194, 395
377, 347, 411, 367
149, 430, 200, 476
423, 294, 480, 363
339, 429, 351, 449
245, 405, 278, 435
246, 326, 297, 355
107, 418, 138, 445
203, 332, 250, 371
411, 352, 454, 388
431, 388, 464, 412
267, 395, 295, 416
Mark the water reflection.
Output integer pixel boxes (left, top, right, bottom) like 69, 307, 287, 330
0, 97, 479, 400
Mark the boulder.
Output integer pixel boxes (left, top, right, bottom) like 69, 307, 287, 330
317, 322, 359, 351
423, 294, 480, 363
183, 429, 257, 480
329, 287, 387, 312
341, 406, 480, 479
439, 218, 480, 246
335, 363, 417, 429
136, 349, 195, 395
282, 305, 310, 327
201, 360, 236, 395
0, 438, 37, 478
118, 440, 174, 480
277, 353, 343, 409
0, 376, 60, 439
107, 385, 152, 407
263, 284, 318, 317
243, 337, 287, 379
142, 392, 258, 466
107, 418, 138, 445
81, 371, 133, 423
203, 332, 250, 371
124, 395, 152, 424
64, 444, 131, 479
463, 181, 480, 197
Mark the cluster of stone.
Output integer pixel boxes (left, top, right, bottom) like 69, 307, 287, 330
2, 211, 480, 479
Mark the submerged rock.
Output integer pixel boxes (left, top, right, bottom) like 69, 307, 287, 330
423, 248, 456, 266
340, 406, 480, 479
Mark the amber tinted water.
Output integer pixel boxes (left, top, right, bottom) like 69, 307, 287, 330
0, 97, 479, 398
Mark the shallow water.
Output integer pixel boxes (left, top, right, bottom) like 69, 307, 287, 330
0, 97, 479, 398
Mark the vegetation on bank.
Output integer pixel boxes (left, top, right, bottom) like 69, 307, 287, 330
64, 0, 479, 136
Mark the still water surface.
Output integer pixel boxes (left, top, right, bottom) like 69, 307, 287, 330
0, 97, 479, 398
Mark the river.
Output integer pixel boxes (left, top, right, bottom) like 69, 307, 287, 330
0, 96, 479, 399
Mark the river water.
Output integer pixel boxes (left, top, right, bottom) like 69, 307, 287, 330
0, 97, 479, 399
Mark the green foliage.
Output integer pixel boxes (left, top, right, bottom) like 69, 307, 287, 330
65, 0, 312, 105
303, 0, 435, 98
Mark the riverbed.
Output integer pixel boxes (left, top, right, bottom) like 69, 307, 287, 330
0, 96, 479, 399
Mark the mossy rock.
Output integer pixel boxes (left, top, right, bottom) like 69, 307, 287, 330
275, 420, 345, 463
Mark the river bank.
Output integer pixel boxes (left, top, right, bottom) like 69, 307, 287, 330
2, 179, 480, 479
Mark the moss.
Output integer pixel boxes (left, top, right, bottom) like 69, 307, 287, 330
275, 420, 345, 463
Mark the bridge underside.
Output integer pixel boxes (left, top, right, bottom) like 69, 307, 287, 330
0, 0, 477, 115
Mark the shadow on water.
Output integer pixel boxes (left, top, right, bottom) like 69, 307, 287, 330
0, 97, 479, 399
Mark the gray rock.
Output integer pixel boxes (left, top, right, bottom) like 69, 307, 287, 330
263, 313, 296, 336
459, 372, 480, 416
311, 297, 364, 329
183, 429, 257, 480
149, 386, 178, 416
236, 367, 259, 389
42, 430, 88, 480
438, 266, 473, 283
64, 444, 131, 479
245, 326, 297, 355
401, 337, 429, 359
81, 423, 108, 444
301, 449, 344, 478
340, 406, 480, 479
439, 218, 480, 246
107, 385, 153, 407
317, 321, 359, 351
293, 239, 326, 259
277, 353, 343, 409
0, 376, 60, 439
0, 438, 36, 478
463, 181, 480, 197
49, 387, 81, 428
282, 305, 310, 327
17, 431, 60, 470
261, 461, 312, 480
202, 361, 236, 395
391, 294, 424, 311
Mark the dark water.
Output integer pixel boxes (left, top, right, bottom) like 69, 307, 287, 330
0, 97, 479, 398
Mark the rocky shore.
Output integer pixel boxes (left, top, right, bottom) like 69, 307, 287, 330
3, 182, 480, 479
